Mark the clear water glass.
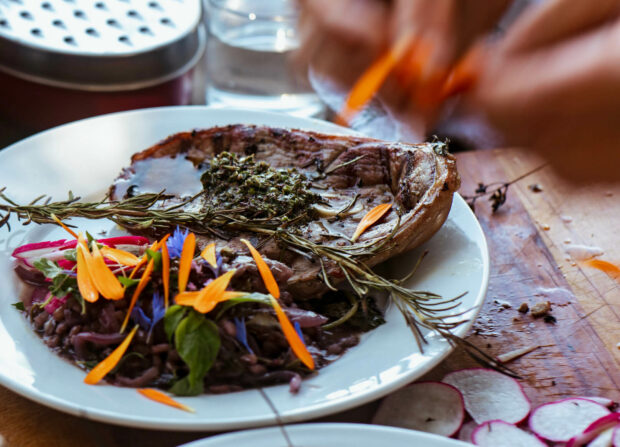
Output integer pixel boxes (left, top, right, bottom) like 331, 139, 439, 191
205, 0, 326, 118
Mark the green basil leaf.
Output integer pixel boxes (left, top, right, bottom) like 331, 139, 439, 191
164, 305, 187, 342
174, 311, 220, 391
11, 302, 25, 311
169, 376, 203, 396
118, 276, 140, 288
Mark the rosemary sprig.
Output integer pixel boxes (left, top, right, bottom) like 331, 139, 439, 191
462, 164, 548, 213
0, 187, 516, 376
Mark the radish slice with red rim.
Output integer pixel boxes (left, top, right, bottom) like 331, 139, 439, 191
472, 420, 546, 446
529, 398, 611, 442
577, 397, 616, 408
458, 420, 478, 443
566, 413, 620, 447
372, 381, 465, 437
612, 425, 620, 446
589, 428, 615, 447
443, 368, 531, 424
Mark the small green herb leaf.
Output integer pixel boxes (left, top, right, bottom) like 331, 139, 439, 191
33, 258, 64, 279
63, 249, 77, 262
118, 277, 140, 288
11, 302, 25, 311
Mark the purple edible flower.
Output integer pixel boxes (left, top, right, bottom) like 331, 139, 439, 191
166, 226, 189, 258
294, 321, 306, 346
204, 252, 223, 277
233, 316, 253, 354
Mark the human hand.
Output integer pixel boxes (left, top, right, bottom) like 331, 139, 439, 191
296, 0, 511, 139
463, 0, 620, 182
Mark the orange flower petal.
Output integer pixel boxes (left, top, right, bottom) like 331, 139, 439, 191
137, 388, 194, 413
178, 232, 196, 293
89, 241, 125, 300
84, 325, 138, 385
240, 239, 280, 299
584, 259, 620, 281
269, 296, 315, 370
76, 242, 98, 303
100, 246, 140, 267
351, 203, 392, 242
129, 239, 162, 280
200, 243, 218, 269
162, 238, 170, 309
193, 270, 237, 313
175, 291, 200, 306
175, 290, 245, 307
121, 257, 155, 333
51, 214, 78, 239
337, 32, 414, 126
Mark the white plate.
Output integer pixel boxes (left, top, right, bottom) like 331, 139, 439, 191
182, 423, 471, 447
0, 106, 488, 431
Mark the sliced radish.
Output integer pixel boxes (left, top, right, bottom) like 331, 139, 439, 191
577, 396, 616, 408
612, 425, 620, 446
443, 368, 531, 424
458, 420, 478, 443
372, 381, 464, 437
566, 413, 620, 447
529, 398, 611, 442
589, 428, 614, 447
472, 420, 546, 446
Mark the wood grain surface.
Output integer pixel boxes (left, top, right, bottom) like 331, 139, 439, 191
0, 148, 618, 446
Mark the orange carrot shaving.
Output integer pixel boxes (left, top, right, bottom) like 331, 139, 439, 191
200, 243, 218, 268
137, 388, 195, 413
584, 259, 620, 281
84, 325, 138, 385
162, 238, 170, 309
193, 270, 237, 313
337, 32, 414, 126
76, 241, 98, 303
351, 203, 392, 242
240, 238, 280, 299
440, 44, 483, 100
178, 232, 196, 293
100, 246, 140, 266
175, 290, 246, 307
51, 213, 78, 239
129, 239, 162, 280
121, 257, 155, 332
269, 296, 315, 370
88, 241, 125, 300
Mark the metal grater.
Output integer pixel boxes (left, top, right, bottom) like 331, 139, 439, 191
0, 0, 204, 90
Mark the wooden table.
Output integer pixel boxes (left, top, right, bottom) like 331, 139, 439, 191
1, 148, 618, 446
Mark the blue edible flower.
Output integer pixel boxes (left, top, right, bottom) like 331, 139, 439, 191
294, 321, 306, 346
233, 316, 253, 354
167, 226, 189, 258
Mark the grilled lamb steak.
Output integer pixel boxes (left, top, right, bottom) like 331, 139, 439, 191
110, 125, 460, 299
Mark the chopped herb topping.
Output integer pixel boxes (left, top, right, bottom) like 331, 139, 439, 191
200, 152, 322, 222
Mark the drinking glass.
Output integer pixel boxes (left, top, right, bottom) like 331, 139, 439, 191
205, 0, 326, 118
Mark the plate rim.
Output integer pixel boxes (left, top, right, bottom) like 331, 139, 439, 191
180, 422, 471, 446
0, 106, 489, 430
